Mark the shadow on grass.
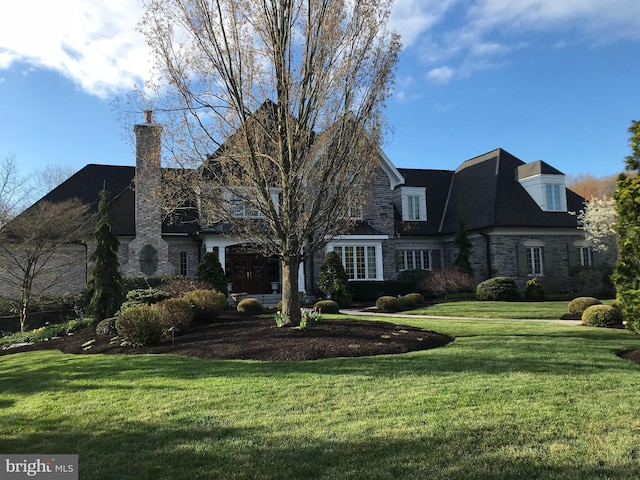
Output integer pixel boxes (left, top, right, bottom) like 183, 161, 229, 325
1, 413, 638, 480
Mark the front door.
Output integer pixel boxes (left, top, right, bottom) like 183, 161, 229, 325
230, 255, 270, 293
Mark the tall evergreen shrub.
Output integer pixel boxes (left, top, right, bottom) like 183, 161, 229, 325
316, 251, 352, 307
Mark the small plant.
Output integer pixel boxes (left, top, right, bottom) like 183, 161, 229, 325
582, 304, 623, 328
314, 299, 340, 314
375, 295, 403, 312
274, 311, 286, 328
476, 277, 520, 301
423, 268, 475, 298
183, 289, 228, 323
154, 297, 194, 333
568, 296, 602, 316
115, 305, 162, 346
237, 298, 263, 314
525, 277, 545, 300
298, 307, 322, 331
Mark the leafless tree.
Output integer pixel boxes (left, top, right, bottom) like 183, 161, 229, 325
0, 199, 92, 331
0, 153, 29, 228
29, 164, 76, 200
138, 0, 401, 323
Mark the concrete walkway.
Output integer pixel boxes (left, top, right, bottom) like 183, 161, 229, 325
340, 308, 583, 325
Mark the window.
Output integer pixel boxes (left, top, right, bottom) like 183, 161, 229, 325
231, 194, 260, 218
578, 246, 593, 267
407, 196, 421, 221
179, 251, 188, 276
526, 246, 544, 276
333, 245, 378, 280
546, 184, 562, 211
399, 250, 431, 271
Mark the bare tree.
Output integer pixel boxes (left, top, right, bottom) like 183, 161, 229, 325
0, 199, 92, 331
29, 164, 76, 200
139, 0, 400, 323
0, 153, 29, 228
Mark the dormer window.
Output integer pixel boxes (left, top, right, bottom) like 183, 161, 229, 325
394, 187, 427, 221
517, 160, 567, 212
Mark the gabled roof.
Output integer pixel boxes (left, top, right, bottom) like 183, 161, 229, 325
397, 148, 584, 236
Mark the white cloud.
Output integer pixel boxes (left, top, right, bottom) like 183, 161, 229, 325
390, 0, 457, 49
426, 66, 454, 85
0, 0, 151, 98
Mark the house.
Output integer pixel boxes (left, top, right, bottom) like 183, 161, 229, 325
1, 114, 599, 299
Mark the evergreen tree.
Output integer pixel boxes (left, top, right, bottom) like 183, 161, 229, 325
453, 220, 473, 275
87, 189, 123, 321
612, 120, 640, 333
195, 252, 228, 293
316, 251, 352, 308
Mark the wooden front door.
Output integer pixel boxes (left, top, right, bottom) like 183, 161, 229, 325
230, 255, 270, 293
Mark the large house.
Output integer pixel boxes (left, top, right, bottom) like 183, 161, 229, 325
6, 114, 601, 298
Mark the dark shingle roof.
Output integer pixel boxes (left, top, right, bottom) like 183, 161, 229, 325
397, 148, 584, 235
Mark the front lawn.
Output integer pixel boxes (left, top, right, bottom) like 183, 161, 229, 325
407, 300, 605, 319
1, 317, 639, 479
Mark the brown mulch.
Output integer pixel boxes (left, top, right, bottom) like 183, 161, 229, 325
0, 312, 453, 361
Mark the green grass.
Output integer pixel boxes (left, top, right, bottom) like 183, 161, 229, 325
408, 300, 588, 319
2, 316, 640, 479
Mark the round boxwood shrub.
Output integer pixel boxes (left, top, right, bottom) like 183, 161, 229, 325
120, 288, 173, 312
115, 305, 162, 346
476, 277, 520, 301
154, 297, 193, 333
581, 304, 623, 328
401, 293, 426, 308
375, 295, 403, 312
96, 317, 117, 336
183, 289, 227, 323
524, 277, 545, 300
568, 296, 602, 316
314, 299, 340, 314
237, 298, 263, 314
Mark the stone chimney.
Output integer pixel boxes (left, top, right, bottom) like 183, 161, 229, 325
123, 111, 174, 276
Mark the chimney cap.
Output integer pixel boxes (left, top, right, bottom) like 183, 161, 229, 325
144, 110, 153, 123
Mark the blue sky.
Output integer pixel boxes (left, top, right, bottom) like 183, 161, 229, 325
1, 0, 639, 184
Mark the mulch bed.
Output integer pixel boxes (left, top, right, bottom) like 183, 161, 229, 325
0, 312, 453, 361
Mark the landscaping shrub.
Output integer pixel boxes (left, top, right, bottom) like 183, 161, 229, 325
568, 296, 602, 316
120, 289, 173, 311
314, 299, 340, 314
525, 277, 545, 300
423, 268, 475, 298
195, 252, 229, 294
401, 293, 426, 308
350, 280, 408, 302
237, 298, 263, 314
375, 295, 403, 312
96, 317, 118, 336
115, 305, 162, 346
157, 278, 214, 297
316, 251, 352, 307
154, 297, 194, 333
183, 289, 227, 323
476, 277, 520, 301
581, 304, 623, 328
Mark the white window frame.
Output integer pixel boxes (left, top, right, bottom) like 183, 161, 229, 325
578, 245, 593, 267
394, 187, 427, 222
545, 184, 562, 211
327, 240, 385, 281
399, 249, 432, 271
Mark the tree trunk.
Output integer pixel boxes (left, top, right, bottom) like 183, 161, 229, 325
281, 256, 301, 325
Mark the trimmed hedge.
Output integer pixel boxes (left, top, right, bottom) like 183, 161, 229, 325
568, 297, 602, 316
155, 297, 194, 333
183, 289, 227, 323
375, 295, 403, 312
313, 300, 340, 314
581, 304, 623, 328
237, 298, 264, 314
476, 277, 520, 301
96, 317, 117, 336
115, 305, 162, 346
